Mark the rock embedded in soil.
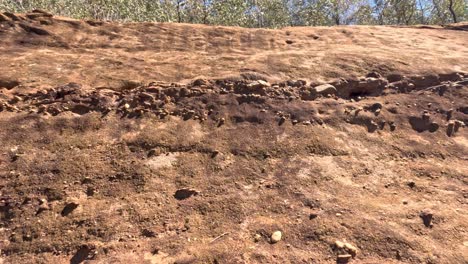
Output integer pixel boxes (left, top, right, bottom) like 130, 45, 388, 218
270, 231, 282, 243
254, 234, 262, 242
368, 120, 379, 133
36, 199, 50, 215
367, 102, 383, 112
447, 121, 456, 136
344, 243, 358, 257
337, 254, 353, 263
313, 84, 337, 96
334, 240, 358, 258
355, 77, 388, 96
335, 240, 345, 249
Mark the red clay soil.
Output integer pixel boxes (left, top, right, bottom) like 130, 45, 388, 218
0, 10, 467, 264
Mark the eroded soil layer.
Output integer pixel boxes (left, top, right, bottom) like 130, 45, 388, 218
0, 71, 467, 263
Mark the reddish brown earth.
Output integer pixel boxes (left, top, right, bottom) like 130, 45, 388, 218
0, 10, 468, 264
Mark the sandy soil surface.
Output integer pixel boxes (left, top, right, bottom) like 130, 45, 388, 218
0, 10, 467, 264
1, 11, 467, 88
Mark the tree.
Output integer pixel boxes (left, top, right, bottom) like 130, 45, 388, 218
448, 0, 457, 22
248, 0, 290, 28
0, 0, 466, 26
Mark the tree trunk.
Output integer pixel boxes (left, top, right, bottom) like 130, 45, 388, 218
176, 0, 182, 23
448, 0, 458, 23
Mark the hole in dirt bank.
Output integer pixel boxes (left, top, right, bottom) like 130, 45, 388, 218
70, 104, 93, 115
70, 245, 94, 264
232, 115, 263, 124
0, 79, 20, 89
61, 202, 79, 217
308, 34, 320, 40
408, 117, 439, 133
349, 91, 371, 98
174, 188, 199, 200
115, 80, 142, 91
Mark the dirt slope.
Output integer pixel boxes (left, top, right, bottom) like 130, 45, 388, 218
1, 11, 468, 88
0, 10, 467, 264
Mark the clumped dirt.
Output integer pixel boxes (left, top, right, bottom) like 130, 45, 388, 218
0, 10, 468, 264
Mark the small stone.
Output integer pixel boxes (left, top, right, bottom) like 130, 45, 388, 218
337, 254, 352, 263
11, 96, 22, 103
218, 117, 225, 127
257, 80, 271, 88
148, 148, 163, 157
279, 116, 286, 126
454, 120, 464, 131
422, 112, 430, 121
335, 240, 345, 249
124, 103, 130, 109
254, 234, 261, 242
344, 243, 358, 257
270, 231, 282, 243
447, 108, 453, 120
247, 80, 270, 91
368, 120, 379, 132
354, 108, 362, 116
447, 121, 456, 137
313, 84, 337, 96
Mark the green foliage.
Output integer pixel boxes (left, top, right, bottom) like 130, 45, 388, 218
0, 0, 466, 26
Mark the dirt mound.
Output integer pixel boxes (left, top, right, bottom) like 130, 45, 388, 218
0, 12, 468, 264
